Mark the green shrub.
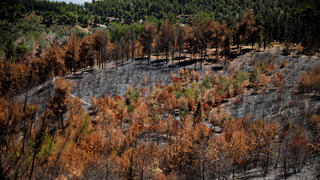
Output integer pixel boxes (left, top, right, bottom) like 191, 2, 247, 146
128, 88, 141, 101
236, 71, 247, 84
151, 110, 160, 123
79, 114, 92, 136
222, 114, 233, 122
127, 104, 135, 113
249, 69, 258, 83
219, 77, 231, 91
200, 76, 211, 89
194, 89, 199, 98
179, 109, 189, 117
183, 88, 193, 98
174, 91, 184, 99
15, 43, 30, 57
38, 136, 55, 158
217, 89, 225, 96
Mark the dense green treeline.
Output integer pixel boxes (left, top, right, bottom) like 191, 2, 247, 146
0, 0, 319, 61
23, 0, 320, 42
3, 0, 319, 33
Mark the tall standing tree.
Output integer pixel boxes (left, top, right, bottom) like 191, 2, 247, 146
170, 26, 177, 66
79, 35, 94, 69
154, 32, 161, 61
140, 22, 156, 64
123, 30, 131, 62
184, 25, 198, 69
159, 19, 176, 64
114, 40, 121, 70
46, 78, 73, 133
130, 26, 137, 62
209, 21, 228, 63
189, 13, 213, 69
176, 24, 185, 63
64, 34, 80, 73
235, 10, 258, 51
134, 142, 158, 180
124, 26, 139, 62
43, 42, 65, 77
0, 98, 39, 179
93, 30, 108, 69
223, 30, 232, 62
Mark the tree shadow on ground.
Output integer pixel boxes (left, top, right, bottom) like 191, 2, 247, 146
134, 57, 148, 61
240, 48, 254, 55
151, 58, 169, 64
68, 74, 84, 80
211, 66, 224, 71
174, 56, 187, 60
205, 58, 217, 63
174, 58, 198, 67
118, 61, 131, 67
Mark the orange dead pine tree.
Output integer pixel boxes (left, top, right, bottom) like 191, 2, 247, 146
160, 19, 176, 63
64, 34, 80, 73
43, 42, 65, 78
79, 35, 95, 69
140, 22, 156, 64
92, 31, 108, 69
46, 78, 73, 132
